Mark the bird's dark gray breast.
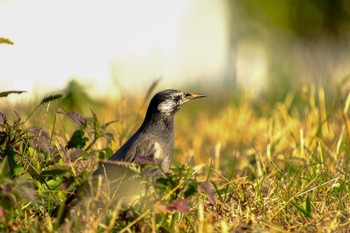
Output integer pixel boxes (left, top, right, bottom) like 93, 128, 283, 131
100, 130, 174, 173
128, 132, 173, 172
91, 131, 173, 206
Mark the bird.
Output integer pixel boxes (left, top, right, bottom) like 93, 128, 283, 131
95, 89, 206, 174
58, 89, 206, 222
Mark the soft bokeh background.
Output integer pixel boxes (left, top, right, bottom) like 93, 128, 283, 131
2, 2, 350, 231
2, 0, 350, 171
2, 0, 350, 102
0, 0, 227, 99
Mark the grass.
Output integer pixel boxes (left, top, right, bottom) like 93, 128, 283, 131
0, 83, 350, 232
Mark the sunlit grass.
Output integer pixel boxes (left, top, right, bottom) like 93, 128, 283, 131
0, 83, 350, 232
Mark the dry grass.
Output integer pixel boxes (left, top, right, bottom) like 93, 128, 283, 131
1, 84, 350, 232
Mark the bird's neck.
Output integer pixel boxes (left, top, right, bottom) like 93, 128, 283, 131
140, 112, 175, 137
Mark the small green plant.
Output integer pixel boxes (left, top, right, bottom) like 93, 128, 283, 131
0, 92, 118, 231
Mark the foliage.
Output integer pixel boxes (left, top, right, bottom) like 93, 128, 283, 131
0, 38, 14, 45
1, 83, 350, 232
228, 0, 350, 40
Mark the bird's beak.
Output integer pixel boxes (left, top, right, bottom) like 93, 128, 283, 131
183, 92, 207, 103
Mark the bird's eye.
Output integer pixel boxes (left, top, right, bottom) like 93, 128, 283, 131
174, 95, 181, 102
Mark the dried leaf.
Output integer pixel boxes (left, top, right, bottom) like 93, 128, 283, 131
0, 112, 7, 124
199, 181, 216, 205
28, 127, 48, 138
155, 201, 175, 214
144, 78, 161, 103
68, 112, 87, 126
61, 178, 70, 190
102, 120, 119, 128
0, 90, 26, 98
15, 177, 37, 202
68, 148, 89, 161
135, 155, 163, 166
58, 140, 67, 156
0, 37, 14, 45
13, 111, 21, 122
28, 127, 51, 154
171, 198, 190, 213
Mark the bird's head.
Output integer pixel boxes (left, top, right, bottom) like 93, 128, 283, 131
148, 89, 206, 116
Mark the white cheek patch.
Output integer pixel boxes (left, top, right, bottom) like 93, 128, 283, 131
158, 100, 177, 113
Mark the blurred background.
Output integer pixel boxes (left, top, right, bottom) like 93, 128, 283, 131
1, 0, 350, 102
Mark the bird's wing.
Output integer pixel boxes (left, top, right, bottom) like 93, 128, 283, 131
124, 135, 163, 162
107, 134, 163, 162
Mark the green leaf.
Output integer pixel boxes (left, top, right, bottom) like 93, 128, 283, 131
184, 183, 197, 198
291, 199, 312, 219
0, 157, 10, 178
156, 177, 173, 187
7, 148, 17, 177
45, 177, 65, 190
66, 130, 88, 149
40, 167, 70, 178
104, 147, 113, 159
306, 196, 312, 215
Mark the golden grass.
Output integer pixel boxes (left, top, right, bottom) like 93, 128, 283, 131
1, 84, 350, 232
